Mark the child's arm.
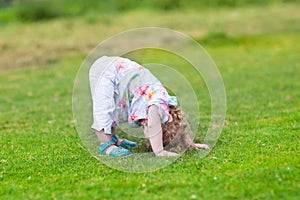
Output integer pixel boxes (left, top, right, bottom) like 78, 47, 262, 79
144, 105, 178, 157
183, 132, 210, 150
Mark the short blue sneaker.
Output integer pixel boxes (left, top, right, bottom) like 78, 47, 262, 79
113, 134, 137, 148
99, 139, 131, 157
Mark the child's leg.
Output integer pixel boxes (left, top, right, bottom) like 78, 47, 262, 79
96, 128, 119, 155
145, 105, 178, 157
96, 130, 113, 143
96, 126, 137, 149
95, 127, 117, 143
96, 127, 135, 156
91, 72, 117, 135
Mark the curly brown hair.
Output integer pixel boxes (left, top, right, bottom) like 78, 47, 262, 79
147, 106, 197, 152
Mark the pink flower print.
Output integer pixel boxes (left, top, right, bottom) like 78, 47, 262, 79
160, 101, 169, 111
137, 85, 149, 96
146, 90, 154, 101
117, 62, 126, 73
130, 114, 138, 122
118, 99, 126, 110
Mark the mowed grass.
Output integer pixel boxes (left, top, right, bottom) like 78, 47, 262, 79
0, 3, 300, 200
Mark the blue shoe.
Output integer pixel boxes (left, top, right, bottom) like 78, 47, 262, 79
100, 139, 131, 157
120, 139, 138, 148
108, 146, 131, 157
113, 134, 138, 148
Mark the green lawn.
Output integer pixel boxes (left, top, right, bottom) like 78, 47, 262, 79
0, 2, 299, 200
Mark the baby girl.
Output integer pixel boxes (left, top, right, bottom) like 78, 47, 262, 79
89, 56, 209, 157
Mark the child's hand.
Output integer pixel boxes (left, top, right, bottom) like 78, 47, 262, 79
194, 143, 210, 150
155, 150, 179, 157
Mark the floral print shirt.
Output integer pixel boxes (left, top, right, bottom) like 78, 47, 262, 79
115, 57, 170, 127
89, 56, 175, 132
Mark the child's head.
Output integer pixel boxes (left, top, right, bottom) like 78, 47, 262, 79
147, 106, 195, 152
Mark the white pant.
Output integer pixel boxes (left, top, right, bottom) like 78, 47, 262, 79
89, 56, 121, 134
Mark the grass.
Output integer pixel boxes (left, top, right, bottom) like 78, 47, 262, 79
0, 0, 298, 23
0, 2, 300, 200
